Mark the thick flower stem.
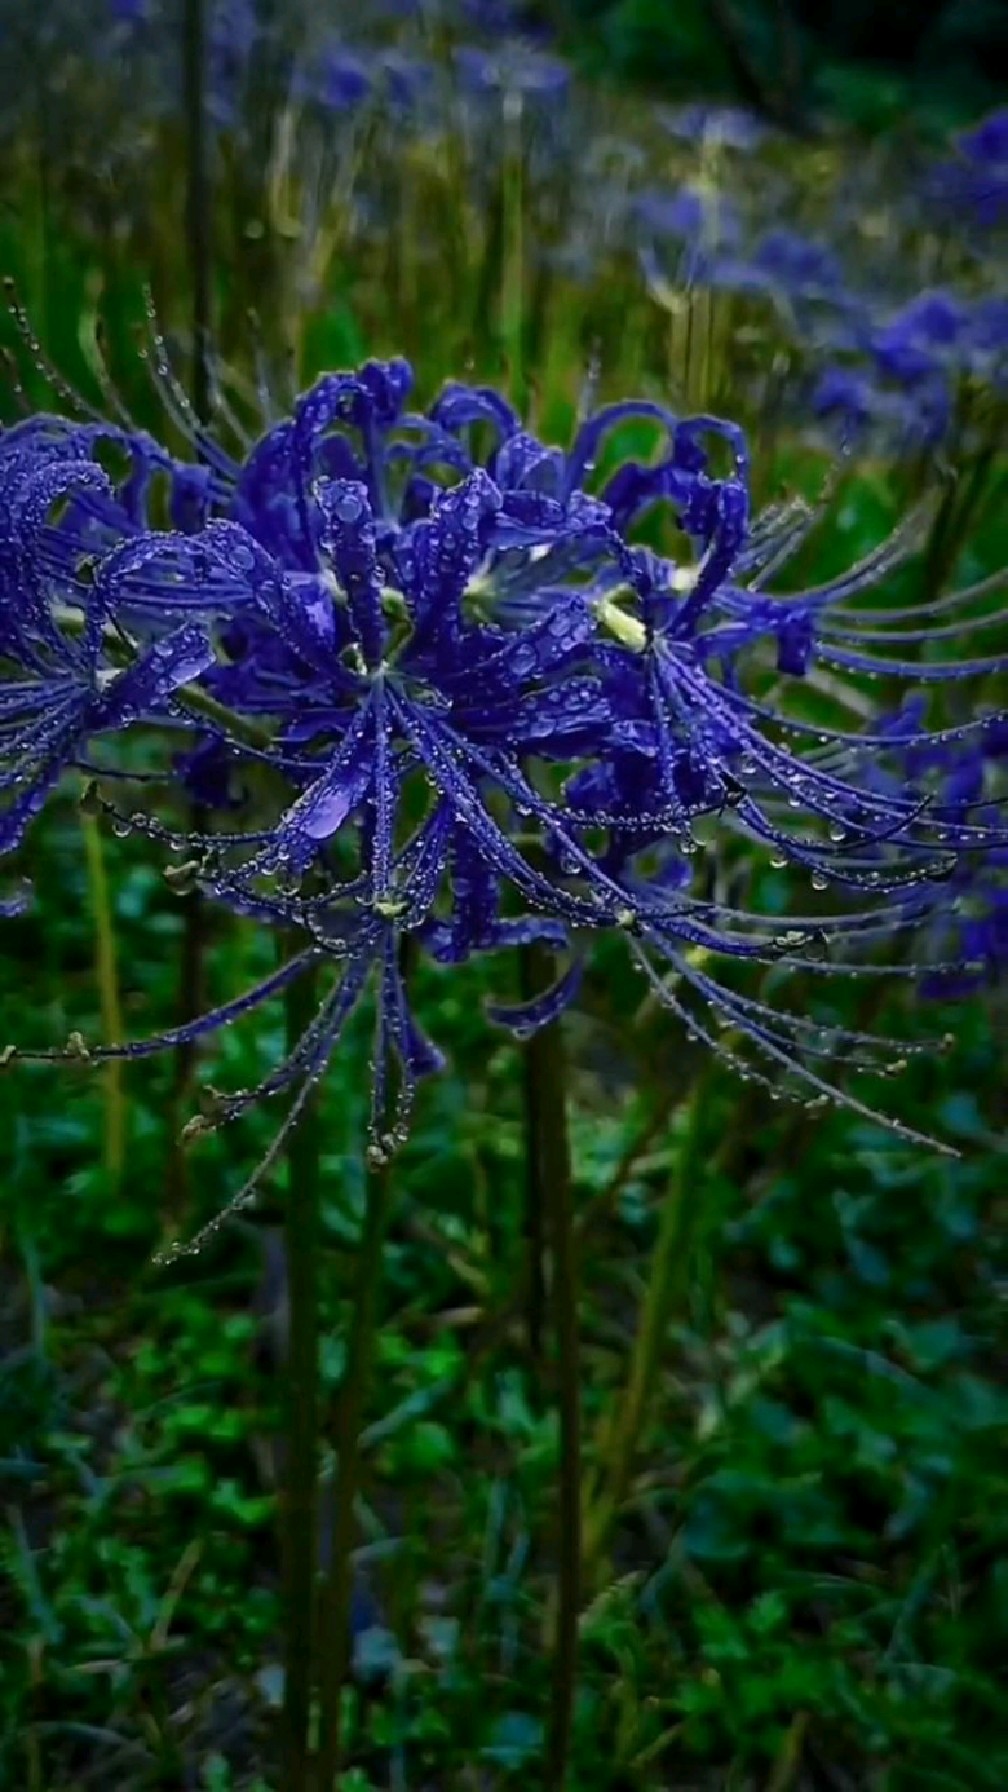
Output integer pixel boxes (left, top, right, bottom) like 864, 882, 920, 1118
280, 962, 322, 1792
316, 1156, 393, 1790
522, 946, 579, 1791
582, 1100, 701, 1589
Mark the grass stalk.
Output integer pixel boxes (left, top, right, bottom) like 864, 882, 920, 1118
316, 1155, 393, 1789
163, 849, 209, 1228
502, 91, 525, 405
921, 437, 997, 602
518, 948, 548, 1366
280, 959, 322, 1792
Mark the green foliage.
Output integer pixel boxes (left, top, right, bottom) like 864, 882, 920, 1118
565, 0, 735, 96
561, 0, 1007, 131
2, 786, 1004, 1785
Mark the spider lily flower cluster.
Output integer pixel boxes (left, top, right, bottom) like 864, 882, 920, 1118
809, 287, 1008, 451
635, 105, 1008, 454
642, 225, 1006, 453
2, 353, 1006, 1224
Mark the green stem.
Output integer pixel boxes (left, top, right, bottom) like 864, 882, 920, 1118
166, 0, 213, 1224
316, 1156, 393, 1789
182, 0, 212, 423
922, 440, 996, 603
522, 946, 579, 1791
280, 958, 322, 1792
474, 189, 506, 371
502, 92, 525, 407
163, 832, 208, 1228
583, 1098, 701, 1589
518, 947, 547, 1366
30, 69, 51, 362
80, 813, 125, 1184
766, 1710, 810, 1792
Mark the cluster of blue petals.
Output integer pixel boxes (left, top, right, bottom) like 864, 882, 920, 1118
2, 354, 1006, 1186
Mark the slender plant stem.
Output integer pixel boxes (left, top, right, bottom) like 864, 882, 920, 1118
81, 813, 126, 1184
316, 1156, 393, 1789
582, 1097, 702, 1588
164, 816, 209, 1226
280, 957, 322, 1792
474, 189, 506, 372
182, 0, 212, 423
922, 438, 995, 603
573, 1090, 679, 1244
30, 64, 51, 353
166, 0, 214, 1224
518, 948, 547, 1366
766, 1710, 810, 1792
502, 90, 525, 404
521, 945, 579, 1790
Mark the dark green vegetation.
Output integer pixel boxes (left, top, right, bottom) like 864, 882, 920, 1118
2, 772, 1005, 1790
1, 17, 1006, 1792
561, 0, 1008, 133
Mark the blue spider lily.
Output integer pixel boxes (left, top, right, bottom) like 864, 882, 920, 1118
2, 355, 1006, 1238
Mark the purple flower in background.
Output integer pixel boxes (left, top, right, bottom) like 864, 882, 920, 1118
659, 102, 769, 153
452, 41, 571, 104
94, 0, 260, 131
813, 284, 1007, 453
293, 43, 372, 114
956, 107, 1008, 169
871, 291, 970, 385
461, 0, 530, 32
810, 363, 949, 452
635, 182, 740, 283
207, 0, 259, 129
926, 106, 1008, 231
740, 229, 849, 306
669, 224, 865, 360
374, 49, 438, 116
